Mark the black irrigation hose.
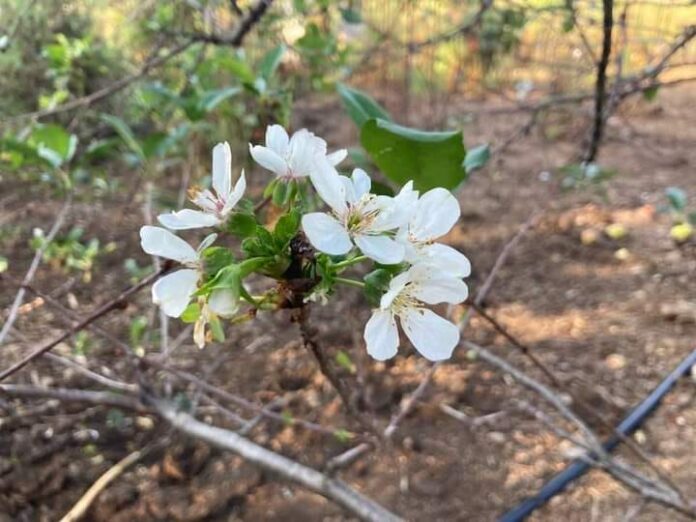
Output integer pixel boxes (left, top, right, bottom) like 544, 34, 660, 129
500, 348, 696, 522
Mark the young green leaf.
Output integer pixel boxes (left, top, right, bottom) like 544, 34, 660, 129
363, 268, 393, 306
464, 144, 490, 173
227, 213, 258, 238
666, 187, 687, 212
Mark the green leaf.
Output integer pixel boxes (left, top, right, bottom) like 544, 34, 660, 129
100, 114, 145, 162
272, 181, 289, 206
274, 209, 300, 247
209, 316, 225, 342
337, 83, 391, 128
201, 247, 235, 278
227, 213, 257, 238
643, 85, 659, 102
333, 428, 354, 443
370, 180, 395, 196
363, 268, 393, 306
181, 303, 201, 324
30, 124, 78, 167
197, 264, 242, 296
361, 119, 467, 191
666, 187, 687, 212
335, 350, 355, 373
259, 44, 286, 80
340, 8, 362, 24
0, 256, 8, 273
464, 144, 490, 173
184, 87, 242, 120
129, 315, 149, 346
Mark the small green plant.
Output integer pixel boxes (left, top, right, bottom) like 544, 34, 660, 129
31, 226, 115, 282
559, 162, 616, 191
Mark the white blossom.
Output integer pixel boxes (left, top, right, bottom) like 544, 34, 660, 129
249, 124, 346, 180
139, 226, 238, 340
158, 142, 246, 230
398, 187, 471, 277
302, 165, 413, 264
363, 264, 468, 361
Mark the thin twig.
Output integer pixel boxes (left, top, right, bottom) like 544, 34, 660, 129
149, 398, 403, 522
465, 341, 695, 517
0, 194, 72, 346
59, 445, 153, 522
0, 384, 146, 412
0, 266, 169, 382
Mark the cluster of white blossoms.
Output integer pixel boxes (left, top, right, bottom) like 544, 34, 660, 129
140, 124, 470, 361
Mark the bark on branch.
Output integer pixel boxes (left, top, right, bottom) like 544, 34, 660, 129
149, 398, 403, 522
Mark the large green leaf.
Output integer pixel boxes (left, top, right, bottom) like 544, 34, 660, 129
360, 119, 467, 191
337, 83, 391, 128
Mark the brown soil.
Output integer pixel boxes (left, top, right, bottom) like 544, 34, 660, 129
1, 86, 695, 522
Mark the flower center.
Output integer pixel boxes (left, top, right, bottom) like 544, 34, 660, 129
391, 284, 419, 314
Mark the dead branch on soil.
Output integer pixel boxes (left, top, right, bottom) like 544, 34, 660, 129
468, 303, 692, 507
0, 384, 147, 412
149, 397, 404, 522
59, 445, 153, 522
465, 341, 696, 519
0, 265, 169, 382
0, 194, 72, 346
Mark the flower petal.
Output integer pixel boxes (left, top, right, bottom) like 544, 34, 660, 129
289, 129, 326, 177
354, 234, 405, 265
409, 269, 469, 305
158, 209, 220, 230
309, 160, 348, 215
302, 212, 353, 255
410, 188, 461, 241
140, 226, 198, 263
208, 288, 239, 317
351, 168, 371, 199
152, 269, 198, 317
249, 144, 288, 177
266, 124, 289, 156
212, 142, 232, 198
416, 243, 471, 278
364, 310, 399, 361
223, 170, 246, 213
326, 148, 347, 166
400, 307, 460, 361
197, 233, 218, 252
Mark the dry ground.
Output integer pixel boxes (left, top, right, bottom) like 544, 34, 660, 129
1, 85, 695, 521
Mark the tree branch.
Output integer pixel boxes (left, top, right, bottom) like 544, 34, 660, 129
149, 398, 403, 522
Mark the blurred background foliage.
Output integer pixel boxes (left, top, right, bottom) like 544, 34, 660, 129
0, 0, 694, 199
